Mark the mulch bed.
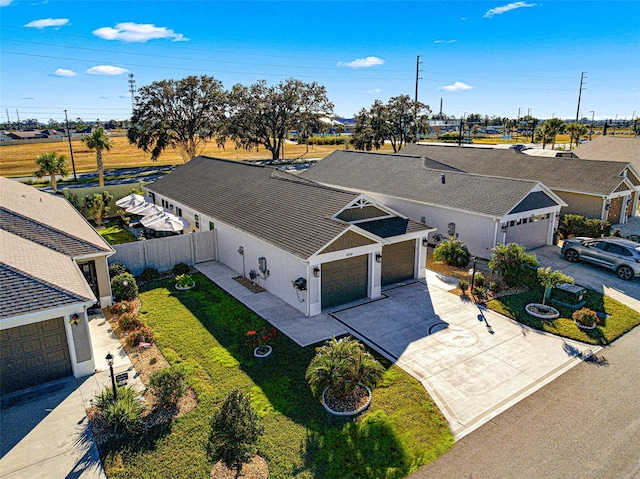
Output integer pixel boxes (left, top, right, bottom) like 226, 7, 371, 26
324, 384, 370, 413
210, 456, 269, 479
233, 275, 266, 293
89, 299, 198, 449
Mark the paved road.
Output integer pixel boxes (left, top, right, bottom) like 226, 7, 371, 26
410, 322, 640, 479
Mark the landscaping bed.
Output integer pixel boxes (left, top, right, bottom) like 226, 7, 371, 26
98, 273, 454, 479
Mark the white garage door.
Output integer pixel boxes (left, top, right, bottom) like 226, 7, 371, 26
505, 218, 550, 250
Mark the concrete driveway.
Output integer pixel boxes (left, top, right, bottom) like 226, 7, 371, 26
531, 244, 640, 309
329, 272, 591, 440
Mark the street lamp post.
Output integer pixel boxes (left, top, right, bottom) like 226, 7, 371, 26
106, 352, 117, 401
589, 111, 595, 141
470, 256, 478, 293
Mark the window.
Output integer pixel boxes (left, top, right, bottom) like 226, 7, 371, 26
161, 199, 168, 208
175, 207, 182, 217
148, 192, 155, 204
605, 243, 630, 256
209, 221, 215, 230
194, 214, 200, 229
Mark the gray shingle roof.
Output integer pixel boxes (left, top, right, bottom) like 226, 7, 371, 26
400, 144, 631, 195
301, 150, 545, 218
508, 191, 558, 214
147, 157, 377, 259
573, 136, 640, 171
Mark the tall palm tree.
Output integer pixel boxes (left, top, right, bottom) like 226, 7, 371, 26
34, 151, 68, 192
82, 127, 113, 187
565, 122, 588, 149
543, 118, 565, 150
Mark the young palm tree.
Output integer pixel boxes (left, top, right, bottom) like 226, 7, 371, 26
34, 151, 68, 192
543, 118, 565, 150
565, 122, 588, 148
82, 127, 113, 187
306, 336, 385, 401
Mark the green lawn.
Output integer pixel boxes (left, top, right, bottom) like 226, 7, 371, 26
100, 274, 453, 479
97, 220, 138, 245
486, 283, 640, 345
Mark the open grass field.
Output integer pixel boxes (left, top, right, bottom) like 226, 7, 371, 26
100, 274, 454, 479
0, 136, 394, 178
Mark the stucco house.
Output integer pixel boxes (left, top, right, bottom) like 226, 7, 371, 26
301, 151, 565, 258
145, 157, 434, 316
401, 144, 640, 224
0, 177, 114, 394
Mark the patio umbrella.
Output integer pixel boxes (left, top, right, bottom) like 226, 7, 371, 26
115, 193, 151, 208
126, 202, 168, 216
140, 211, 190, 232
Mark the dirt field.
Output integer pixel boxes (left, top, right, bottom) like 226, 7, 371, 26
0, 136, 388, 177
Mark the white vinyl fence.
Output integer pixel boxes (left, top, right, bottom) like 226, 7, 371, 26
111, 230, 217, 275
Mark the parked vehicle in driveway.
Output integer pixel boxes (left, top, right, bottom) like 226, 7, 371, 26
561, 237, 640, 280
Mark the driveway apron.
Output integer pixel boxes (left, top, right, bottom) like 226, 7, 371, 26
329, 272, 592, 440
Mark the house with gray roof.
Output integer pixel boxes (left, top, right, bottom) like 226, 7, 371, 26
401, 143, 640, 224
301, 151, 565, 258
1, 177, 114, 394
573, 136, 640, 173
145, 157, 434, 316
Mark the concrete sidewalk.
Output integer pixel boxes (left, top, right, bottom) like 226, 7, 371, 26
0, 314, 144, 479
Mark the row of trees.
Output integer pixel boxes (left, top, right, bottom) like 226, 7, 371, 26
127, 76, 332, 162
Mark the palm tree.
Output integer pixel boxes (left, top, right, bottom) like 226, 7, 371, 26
565, 122, 588, 149
305, 336, 385, 402
34, 151, 68, 192
535, 122, 553, 149
543, 118, 565, 150
82, 127, 113, 187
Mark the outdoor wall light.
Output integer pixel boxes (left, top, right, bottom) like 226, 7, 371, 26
237, 246, 244, 255
313, 267, 320, 278
606, 203, 612, 210
422, 238, 429, 247
375, 253, 383, 263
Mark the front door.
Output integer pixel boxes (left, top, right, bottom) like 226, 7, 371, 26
79, 261, 99, 298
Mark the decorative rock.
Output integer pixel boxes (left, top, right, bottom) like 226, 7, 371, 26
321, 384, 372, 416
253, 345, 272, 358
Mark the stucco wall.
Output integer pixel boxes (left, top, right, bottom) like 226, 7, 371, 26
94, 256, 113, 307
554, 191, 604, 219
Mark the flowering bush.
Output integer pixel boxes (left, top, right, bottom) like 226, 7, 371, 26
109, 300, 136, 316
118, 312, 143, 332
246, 327, 277, 352
175, 274, 195, 288
572, 307, 600, 328
127, 326, 155, 347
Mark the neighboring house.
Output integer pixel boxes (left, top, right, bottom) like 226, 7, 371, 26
573, 136, 640, 172
0, 177, 114, 394
301, 151, 565, 258
401, 144, 640, 224
7, 130, 47, 140
145, 157, 434, 316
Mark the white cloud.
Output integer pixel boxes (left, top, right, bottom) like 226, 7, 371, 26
86, 65, 129, 75
92, 22, 188, 43
0, 0, 13, 7
367, 88, 381, 94
338, 56, 384, 68
21, 97, 35, 100
24, 18, 69, 28
438, 81, 473, 92
52, 68, 76, 77
434, 40, 457, 44
119, 93, 132, 99
484, 2, 536, 18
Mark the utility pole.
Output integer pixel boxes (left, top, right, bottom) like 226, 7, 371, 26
64, 110, 78, 181
576, 72, 586, 122
589, 111, 595, 140
128, 73, 136, 114
16, 109, 21, 130
414, 55, 423, 138
5, 109, 10, 128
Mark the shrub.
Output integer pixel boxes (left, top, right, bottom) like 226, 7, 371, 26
111, 273, 138, 301
473, 272, 485, 287
488, 243, 539, 288
474, 286, 487, 300
109, 300, 135, 316
457, 279, 469, 293
489, 281, 502, 294
433, 238, 471, 267
173, 262, 190, 276
101, 393, 144, 434
175, 273, 195, 288
127, 326, 155, 347
207, 388, 264, 475
558, 214, 611, 238
149, 367, 186, 407
139, 267, 160, 283
94, 384, 140, 413
118, 312, 143, 331
572, 307, 600, 327
109, 262, 130, 279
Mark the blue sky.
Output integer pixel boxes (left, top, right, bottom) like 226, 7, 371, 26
1, 0, 639, 124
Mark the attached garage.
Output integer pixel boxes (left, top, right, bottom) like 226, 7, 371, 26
321, 255, 369, 309
1, 317, 72, 394
382, 240, 416, 286
505, 216, 551, 250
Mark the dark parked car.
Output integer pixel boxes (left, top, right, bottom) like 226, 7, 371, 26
561, 237, 640, 280
509, 144, 529, 151
625, 234, 640, 243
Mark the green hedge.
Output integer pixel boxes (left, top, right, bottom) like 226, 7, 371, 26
559, 214, 611, 238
